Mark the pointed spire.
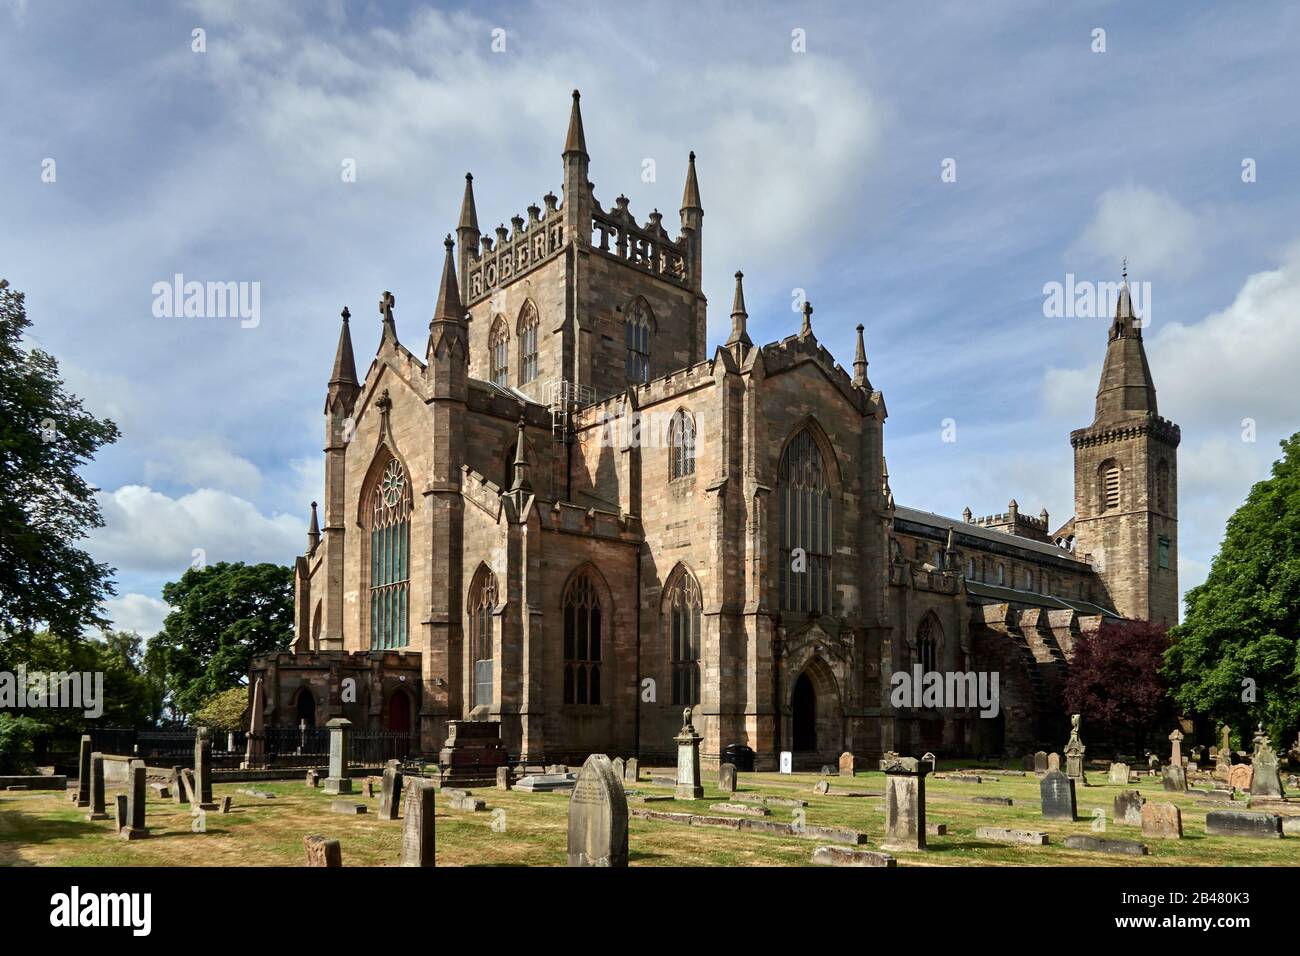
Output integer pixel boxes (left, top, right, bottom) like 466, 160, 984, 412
945, 526, 957, 560
799, 299, 813, 338
307, 501, 320, 555
432, 234, 464, 325
852, 323, 868, 387
1095, 260, 1158, 422
458, 173, 479, 232
329, 306, 358, 386
962, 506, 973, 523
509, 417, 533, 493
680, 151, 702, 211
725, 270, 752, 349
378, 291, 398, 345
564, 89, 588, 157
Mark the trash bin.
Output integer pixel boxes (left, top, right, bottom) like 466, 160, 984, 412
722, 744, 755, 772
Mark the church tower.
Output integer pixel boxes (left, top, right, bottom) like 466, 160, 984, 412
1069, 268, 1180, 626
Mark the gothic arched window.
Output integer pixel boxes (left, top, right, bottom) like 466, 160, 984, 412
369, 457, 411, 649
517, 301, 539, 385
917, 615, 939, 673
625, 298, 652, 384
489, 316, 509, 387
563, 570, 603, 705
777, 426, 832, 614
669, 409, 696, 480
667, 569, 701, 706
470, 567, 497, 708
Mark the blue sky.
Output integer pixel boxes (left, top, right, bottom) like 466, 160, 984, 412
2, 0, 1298, 635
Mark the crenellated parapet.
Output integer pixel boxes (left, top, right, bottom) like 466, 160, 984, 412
1070, 414, 1180, 449
545, 499, 642, 541
463, 192, 566, 305
590, 193, 690, 287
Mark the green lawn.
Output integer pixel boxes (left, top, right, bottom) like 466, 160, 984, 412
1, 766, 1296, 866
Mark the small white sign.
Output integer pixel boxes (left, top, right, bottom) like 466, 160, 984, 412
779, 751, 793, 774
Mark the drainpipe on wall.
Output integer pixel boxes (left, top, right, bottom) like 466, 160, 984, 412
634, 540, 642, 761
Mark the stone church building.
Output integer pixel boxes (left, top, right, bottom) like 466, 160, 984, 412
248, 92, 1180, 769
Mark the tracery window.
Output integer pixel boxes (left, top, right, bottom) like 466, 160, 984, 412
517, 301, 539, 385
563, 571, 603, 705
625, 299, 652, 384
369, 458, 411, 649
668, 570, 701, 706
470, 568, 497, 707
669, 409, 696, 479
917, 616, 939, 673
777, 427, 832, 614
489, 316, 509, 387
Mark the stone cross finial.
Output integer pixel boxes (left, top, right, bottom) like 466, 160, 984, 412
681, 707, 695, 734
800, 300, 813, 337
379, 291, 395, 323
341, 306, 350, 322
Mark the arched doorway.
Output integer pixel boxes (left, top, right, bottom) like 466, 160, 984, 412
792, 672, 817, 751
386, 688, 411, 734
295, 687, 316, 728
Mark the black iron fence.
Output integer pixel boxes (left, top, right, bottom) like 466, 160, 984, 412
80, 725, 417, 770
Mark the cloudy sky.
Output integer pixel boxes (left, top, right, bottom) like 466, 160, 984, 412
2, 0, 1298, 637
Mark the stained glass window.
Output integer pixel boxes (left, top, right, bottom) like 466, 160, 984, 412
563, 571, 602, 705
777, 427, 832, 614
669, 571, 701, 706
369, 458, 411, 649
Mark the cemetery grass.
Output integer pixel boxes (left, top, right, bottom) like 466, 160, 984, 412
1, 769, 1298, 866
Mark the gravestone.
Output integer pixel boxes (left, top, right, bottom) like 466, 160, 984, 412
180, 768, 197, 804
194, 726, 216, 809
625, 757, 639, 783
674, 708, 704, 800
305, 769, 320, 788
779, 751, 793, 774
1108, 762, 1130, 785
976, 826, 1047, 845
122, 759, 149, 839
1205, 810, 1283, 839
1021, 754, 1035, 771
1114, 790, 1144, 826
1168, 728, 1184, 767
1047, 753, 1060, 772
1162, 765, 1187, 792
86, 753, 109, 821
75, 735, 92, 807
1063, 835, 1147, 856
496, 766, 512, 791
220, 796, 232, 813
1033, 751, 1048, 772
567, 754, 628, 867
719, 763, 737, 794
1249, 725, 1284, 797
304, 834, 342, 867
814, 780, 830, 795
330, 801, 366, 814
1227, 764, 1253, 792
820, 764, 835, 776
324, 718, 353, 794
114, 794, 128, 833
1140, 802, 1182, 839
921, 752, 936, 775
1063, 714, 1086, 780
400, 779, 437, 866
380, 762, 404, 819
611, 757, 624, 780
364, 778, 376, 798
880, 755, 927, 852
811, 846, 896, 867
150, 782, 171, 800
839, 751, 855, 777
1039, 769, 1077, 821
171, 766, 186, 805
440, 720, 508, 787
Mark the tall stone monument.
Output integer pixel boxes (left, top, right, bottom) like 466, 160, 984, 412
379, 760, 404, 820
194, 726, 217, 809
243, 676, 267, 769
86, 752, 109, 820
674, 707, 704, 800
121, 759, 149, 839
400, 779, 436, 867
1063, 714, 1086, 780
1168, 728, 1184, 767
324, 717, 353, 795
1249, 724, 1284, 798
567, 754, 628, 867
880, 754, 927, 852
74, 735, 93, 807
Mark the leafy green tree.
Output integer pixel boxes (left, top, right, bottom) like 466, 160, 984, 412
0, 279, 121, 638
1165, 433, 1300, 747
193, 687, 249, 731
148, 562, 293, 717
0, 713, 49, 774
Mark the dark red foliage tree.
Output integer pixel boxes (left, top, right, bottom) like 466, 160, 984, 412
1064, 619, 1173, 756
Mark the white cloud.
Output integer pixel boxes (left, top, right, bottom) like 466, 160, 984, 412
103, 593, 171, 638
1070, 185, 1208, 279
143, 438, 263, 498
89, 484, 302, 575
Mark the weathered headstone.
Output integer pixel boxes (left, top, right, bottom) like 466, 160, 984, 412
305, 768, 320, 788
304, 834, 342, 867
324, 718, 353, 794
121, 759, 149, 839
114, 794, 128, 833
220, 796, 232, 813
625, 757, 639, 782
1249, 725, 1284, 798
839, 751, 855, 777
779, 751, 793, 774
674, 707, 704, 800
1205, 810, 1282, 839
1162, 765, 1187, 792
75, 735, 92, 807
880, 755, 927, 852
567, 754, 628, 867
719, 762, 737, 793
1227, 763, 1253, 792
380, 762, 404, 819
1047, 753, 1061, 772
180, 768, 197, 804
194, 726, 216, 809
364, 778, 376, 798
171, 766, 186, 804
330, 801, 366, 814
400, 779, 436, 866
86, 752, 109, 820
1168, 728, 1184, 767
1140, 802, 1182, 839
496, 766, 512, 791
1039, 769, 1077, 821
1063, 835, 1148, 856
1108, 762, 1130, 785
1063, 714, 1086, 780
921, 752, 936, 775
1114, 790, 1144, 826
1033, 751, 1048, 772
150, 782, 171, 800
611, 757, 624, 780
811, 846, 896, 867
976, 826, 1047, 845
813, 779, 830, 795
